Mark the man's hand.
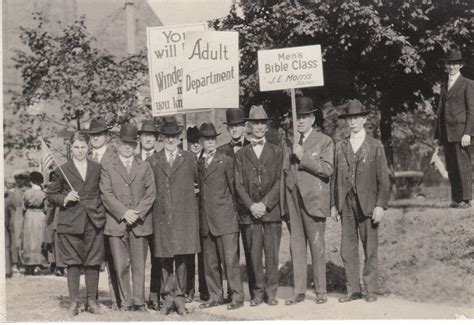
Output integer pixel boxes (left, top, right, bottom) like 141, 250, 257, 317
250, 202, 267, 219
123, 210, 139, 225
461, 135, 471, 147
372, 206, 384, 224
331, 206, 340, 222
292, 144, 304, 161
64, 191, 80, 206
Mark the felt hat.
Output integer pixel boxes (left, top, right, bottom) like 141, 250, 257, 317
245, 105, 269, 121
224, 108, 245, 125
139, 120, 158, 134
199, 123, 220, 138
158, 116, 184, 136
441, 50, 463, 62
118, 124, 139, 143
87, 118, 111, 134
295, 97, 319, 115
187, 126, 200, 143
338, 99, 370, 119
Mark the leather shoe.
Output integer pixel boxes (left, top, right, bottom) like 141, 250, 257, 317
68, 300, 80, 317
338, 292, 363, 303
267, 298, 279, 306
185, 296, 193, 303
315, 294, 327, 304
133, 305, 148, 312
174, 296, 187, 315
366, 294, 378, 302
148, 301, 160, 311
285, 294, 305, 305
250, 298, 263, 307
121, 305, 133, 311
87, 300, 106, 315
458, 201, 472, 209
227, 301, 244, 310
199, 300, 221, 309
161, 295, 174, 315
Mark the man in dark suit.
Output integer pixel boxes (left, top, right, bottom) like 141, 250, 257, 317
282, 97, 334, 305
100, 124, 156, 311
235, 105, 283, 306
434, 50, 474, 208
197, 123, 244, 310
48, 131, 106, 316
219, 108, 250, 157
136, 119, 162, 311
330, 100, 390, 303
148, 116, 201, 316
86, 118, 120, 309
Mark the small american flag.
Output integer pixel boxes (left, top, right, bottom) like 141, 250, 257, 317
41, 139, 55, 182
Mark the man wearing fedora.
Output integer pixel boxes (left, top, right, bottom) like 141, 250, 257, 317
147, 116, 201, 315
330, 99, 390, 303
100, 124, 156, 311
86, 118, 120, 309
282, 97, 334, 306
434, 49, 474, 209
197, 122, 244, 310
235, 105, 283, 306
136, 120, 162, 311
183, 125, 210, 304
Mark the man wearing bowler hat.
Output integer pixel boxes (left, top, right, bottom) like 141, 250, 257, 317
136, 120, 161, 311
148, 116, 200, 315
282, 97, 334, 305
219, 108, 250, 158
235, 105, 283, 306
330, 100, 390, 303
434, 49, 474, 208
100, 124, 156, 311
86, 118, 120, 309
197, 122, 244, 310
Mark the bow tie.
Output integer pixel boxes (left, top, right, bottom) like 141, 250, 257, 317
231, 140, 243, 147
251, 139, 264, 146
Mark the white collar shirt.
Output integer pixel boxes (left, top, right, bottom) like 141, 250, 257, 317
165, 149, 178, 164
299, 128, 313, 145
203, 150, 216, 165
119, 155, 134, 171
72, 158, 88, 181
350, 128, 366, 153
448, 72, 461, 90
251, 137, 266, 159
92, 145, 107, 163
141, 149, 154, 161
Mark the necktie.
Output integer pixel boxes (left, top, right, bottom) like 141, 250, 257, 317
298, 132, 305, 145
92, 152, 99, 163
145, 150, 152, 160
231, 140, 243, 148
251, 139, 264, 146
125, 160, 132, 174
169, 152, 175, 166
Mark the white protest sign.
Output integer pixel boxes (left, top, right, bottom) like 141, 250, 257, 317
258, 45, 324, 91
146, 23, 207, 117
182, 31, 239, 110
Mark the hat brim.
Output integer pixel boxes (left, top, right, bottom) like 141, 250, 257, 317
338, 111, 370, 119
87, 127, 112, 134
138, 129, 158, 134
199, 132, 221, 138
440, 57, 463, 61
245, 118, 270, 122
295, 109, 319, 115
223, 120, 245, 126
119, 137, 138, 143
158, 126, 184, 136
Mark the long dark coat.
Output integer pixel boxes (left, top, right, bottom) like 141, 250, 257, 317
47, 160, 106, 234
198, 151, 239, 237
234, 142, 282, 224
148, 149, 200, 257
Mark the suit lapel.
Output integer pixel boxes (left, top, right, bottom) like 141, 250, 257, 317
447, 75, 465, 98
112, 157, 131, 184
83, 160, 93, 184
244, 145, 260, 169
342, 138, 352, 167
259, 143, 273, 166
128, 158, 141, 184
203, 152, 221, 180
355, 136, 370, 164
302, 129, 318, 152
65, 161, 85, 184
170, 149, 185, 176
155, 151, 171, 178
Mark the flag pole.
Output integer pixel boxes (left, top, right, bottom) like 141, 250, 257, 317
41, 139, 75, 192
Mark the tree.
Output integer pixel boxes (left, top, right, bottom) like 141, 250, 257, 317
212, 0, 473, 168
5, 13, 150, 161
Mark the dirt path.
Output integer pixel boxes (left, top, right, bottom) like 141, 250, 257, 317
6, 274, 472, 321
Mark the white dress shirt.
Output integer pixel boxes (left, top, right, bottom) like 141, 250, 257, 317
92, 145, 107, 163
73, 158, 88, 181
203, 150, 216, 166
141, 149, 154, 161
350, 128, 366, 153
119, 155, 134, 172
251, 137, 266, 159
448, 72, 460, 91
165, 149, 178, 164
299, 128, 313, 145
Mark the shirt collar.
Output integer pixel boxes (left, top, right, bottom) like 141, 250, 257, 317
203, 150, 216, 159
251, 137, 266, 145
72, 157, 87, 166
93, 145, 107, 156
350, 128, 366, 140
165, 148, 178, 156
300, 128, 313, 141
119, 155, 134, 164
31, 184, 42, 190
449, 72, 461, 81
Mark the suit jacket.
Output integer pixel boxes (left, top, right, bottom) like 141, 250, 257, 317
330, 135, 390, 217
218, 138, 250, 159
148, 150, 200, 257
100, 156, 156, 237
435, 74, 474, 143
198, 151, 239, 237
282, 129, 334, 218
47, 160, 106, 235
88, 146, 117, 165
235, 142, 282, 224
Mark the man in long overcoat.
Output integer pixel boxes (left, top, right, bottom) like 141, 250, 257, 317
235, 105, 283, 306
282, 97, 334, 305
330, 100, 390, 303
434, 50, 474, 208
148, 116, 200, 315
100, 124, 156, 311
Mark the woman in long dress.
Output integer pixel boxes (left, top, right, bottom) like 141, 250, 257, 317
21, 171, 48, 275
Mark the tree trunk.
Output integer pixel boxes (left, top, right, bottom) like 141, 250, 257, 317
380, 100, 394, 169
